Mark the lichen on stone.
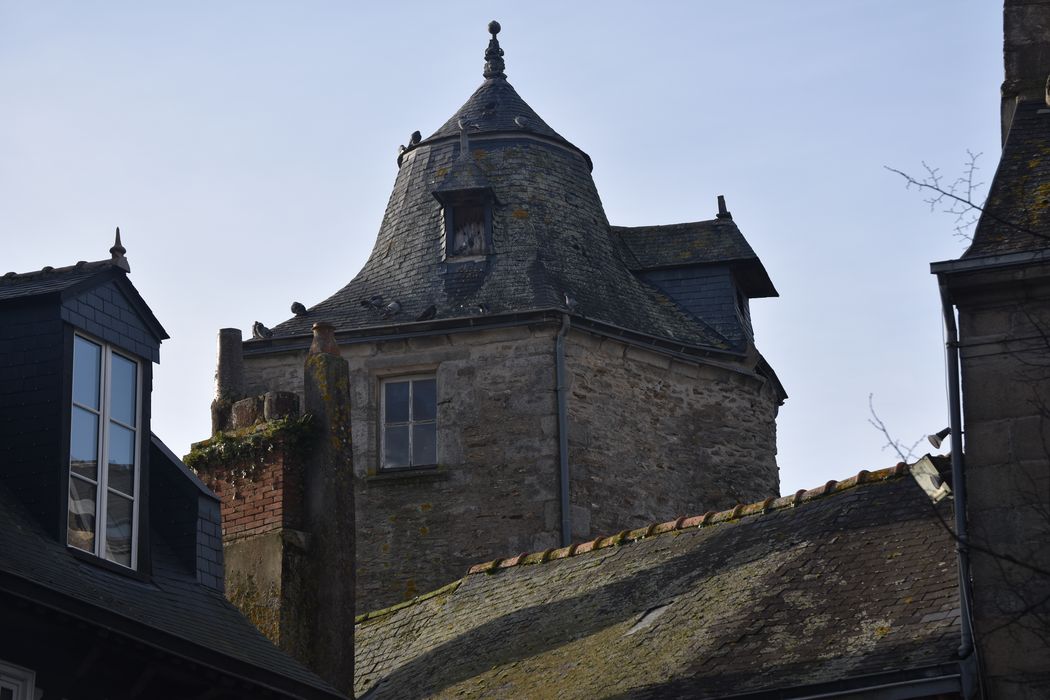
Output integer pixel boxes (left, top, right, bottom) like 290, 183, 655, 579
184, 414, 315, 476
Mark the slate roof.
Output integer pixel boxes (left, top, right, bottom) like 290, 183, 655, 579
425, 78, 573, 150
0, 259, 118, 301
613, 219, 778, 297
0, 253, 169, 342
252, 27, 769, 358
0, 479, 343, 699
354, 461, 962, 699
965, 99, 1050, 258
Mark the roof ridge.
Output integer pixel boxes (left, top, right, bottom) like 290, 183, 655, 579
354, 578, 462, 625
0, 258, 114, 284
466, 463, 911, 576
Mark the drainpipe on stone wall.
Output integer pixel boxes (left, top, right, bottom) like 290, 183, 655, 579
555, 314, 572, 547
938, 281, 981, 698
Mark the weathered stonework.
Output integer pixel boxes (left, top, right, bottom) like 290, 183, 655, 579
565, 332, 780, 536
239, 320, 781, 613
950, 263, 1050, 699
195, 439, 314, 657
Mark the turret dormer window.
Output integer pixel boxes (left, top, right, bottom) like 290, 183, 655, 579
68, 334, 141, 568
444, 196, 492, 258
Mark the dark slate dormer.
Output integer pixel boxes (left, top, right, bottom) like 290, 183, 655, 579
613, 199, 778, 349
150, 434, 225, 591
0, 231, 168, 572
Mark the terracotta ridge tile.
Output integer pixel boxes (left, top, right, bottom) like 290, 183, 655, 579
462, 465, 907, 577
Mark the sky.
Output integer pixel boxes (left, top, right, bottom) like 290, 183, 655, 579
0, 1, 1002, 494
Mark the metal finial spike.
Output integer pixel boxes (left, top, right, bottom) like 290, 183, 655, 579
483, 20, 506, 79
110, 226, 130, 271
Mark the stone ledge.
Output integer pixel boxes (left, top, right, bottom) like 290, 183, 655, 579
364, 466, 451, 483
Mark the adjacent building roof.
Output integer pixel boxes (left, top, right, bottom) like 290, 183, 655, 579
0, 459, 343, 699
965, 99, 1050, 259
249, 24, 780, 361
354, 461, 963, 699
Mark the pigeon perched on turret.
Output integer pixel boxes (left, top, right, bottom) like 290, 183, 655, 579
415, 304, 437, 322
252, 321, 273, 339
291, 301, 307, 316
409, 130, 421, 145
360, 295, 384, 310
382, 301, 402, 319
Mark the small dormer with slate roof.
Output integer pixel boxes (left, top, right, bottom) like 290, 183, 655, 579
0, 231, 167, 573
614, 196, 778, 348
224, 22, 785, 617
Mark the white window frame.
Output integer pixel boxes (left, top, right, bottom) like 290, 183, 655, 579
379, 374, 437, 470
68, 333, 142, 570
0, 660, 36, 700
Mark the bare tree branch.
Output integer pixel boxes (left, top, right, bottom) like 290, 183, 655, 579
867, 393, 925, 463
885, 151, 1050, 244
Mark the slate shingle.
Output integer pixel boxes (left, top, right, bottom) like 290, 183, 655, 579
258, 76, 735, 355
354, 464, 961, 699
966, 99, 1050, 258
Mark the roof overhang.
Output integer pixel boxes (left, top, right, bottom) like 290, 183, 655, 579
243, 308, 769, 372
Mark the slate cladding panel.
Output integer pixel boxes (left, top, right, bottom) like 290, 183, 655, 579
640, 267, 749, 346
150, 436, 225, 592
354, 474, 960, 699
0, 300, 66, 537
966, 100, 1050, 258
264, 133, 730, 354
61, 279, 160, 362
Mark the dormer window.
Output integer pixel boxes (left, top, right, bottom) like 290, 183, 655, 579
444, 197, 492, 258
68, 334, 141, 568
450, 203, 487, 256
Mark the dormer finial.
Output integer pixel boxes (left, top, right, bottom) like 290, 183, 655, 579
110, 227, 130, 271
483, 20, 506, 80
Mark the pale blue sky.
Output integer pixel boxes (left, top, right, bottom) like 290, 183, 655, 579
0, 2, 1001, 493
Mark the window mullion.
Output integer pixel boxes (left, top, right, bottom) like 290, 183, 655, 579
98, 346, 112, 559
407, 380, 414, 464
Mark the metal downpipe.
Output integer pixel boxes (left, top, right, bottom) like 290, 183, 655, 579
938, 281, 980, 696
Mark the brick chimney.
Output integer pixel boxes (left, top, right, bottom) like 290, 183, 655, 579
1002, 0, 1050, 143
192, 322, 355, 695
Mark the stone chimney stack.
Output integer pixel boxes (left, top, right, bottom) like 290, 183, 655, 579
212, 328, 245, 433
301, 322, 355, 692
1002, 0, 1050, 144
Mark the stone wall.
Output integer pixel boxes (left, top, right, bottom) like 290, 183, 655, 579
238, 321, 782, 614
565, 331, 780, 537
344, 324, 562, 611
957, 269, 1050, 699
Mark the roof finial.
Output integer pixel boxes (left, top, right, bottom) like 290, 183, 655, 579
716, 195, 732, 220
483, 20, 506, 80
110, 227, 130, 272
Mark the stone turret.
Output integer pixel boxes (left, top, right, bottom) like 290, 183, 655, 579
222, 21, 784, 616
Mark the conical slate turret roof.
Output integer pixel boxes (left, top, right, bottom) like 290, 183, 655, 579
261, 23, 739, 353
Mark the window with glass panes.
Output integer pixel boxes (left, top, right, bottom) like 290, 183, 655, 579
68, 335, 140, 568
380, 376, 436, 469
